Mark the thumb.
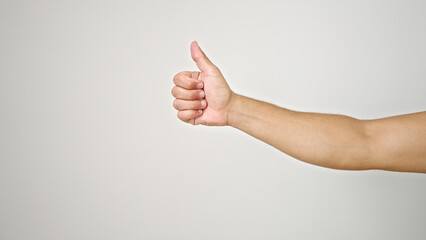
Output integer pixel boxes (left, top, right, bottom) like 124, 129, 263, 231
190, 41, 216, 72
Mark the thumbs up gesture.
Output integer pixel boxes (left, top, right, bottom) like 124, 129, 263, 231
172, 41, 235, 126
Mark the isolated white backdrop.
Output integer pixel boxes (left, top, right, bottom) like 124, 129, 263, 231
1, 0, 425, 239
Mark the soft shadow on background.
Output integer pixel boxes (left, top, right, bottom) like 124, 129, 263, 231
1, 0, 425, 239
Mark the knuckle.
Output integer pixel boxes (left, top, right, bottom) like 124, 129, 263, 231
209, 65, 221, 75
173, 73, 181, 83
171, 86, 179, 97
173, 99, 179, 110
177, 111, 185, 121
186, 80, 195, 89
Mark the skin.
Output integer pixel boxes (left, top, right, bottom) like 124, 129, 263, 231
171, 41, 426, 173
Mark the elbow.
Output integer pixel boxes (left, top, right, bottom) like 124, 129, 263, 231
332, 119, 375, 171
357, 119, 400, 172
328, 152, 372, 171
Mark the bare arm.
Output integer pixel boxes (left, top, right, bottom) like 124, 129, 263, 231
172, 41, 426, 173
227, 94, 426, 172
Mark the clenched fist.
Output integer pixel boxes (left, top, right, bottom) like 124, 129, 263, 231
171, 41, 235, 126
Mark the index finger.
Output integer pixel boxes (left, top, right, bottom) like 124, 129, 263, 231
173, 72, 203, 90
178, 71, 200, 79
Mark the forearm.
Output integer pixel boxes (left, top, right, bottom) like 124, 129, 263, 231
227, 94, 371, 170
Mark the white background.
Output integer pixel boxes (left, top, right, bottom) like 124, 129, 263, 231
1, 0, 425, 239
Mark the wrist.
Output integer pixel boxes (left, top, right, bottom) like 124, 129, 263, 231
226, 92, 245, 127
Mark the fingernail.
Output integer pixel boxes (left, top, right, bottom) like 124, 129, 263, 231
199, 91, 205, 98
201, 99, 206, 107
197, 82, 203, 89
198, 109, 202, 113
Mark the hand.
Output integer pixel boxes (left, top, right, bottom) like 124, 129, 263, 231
171, 41, 235, 126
